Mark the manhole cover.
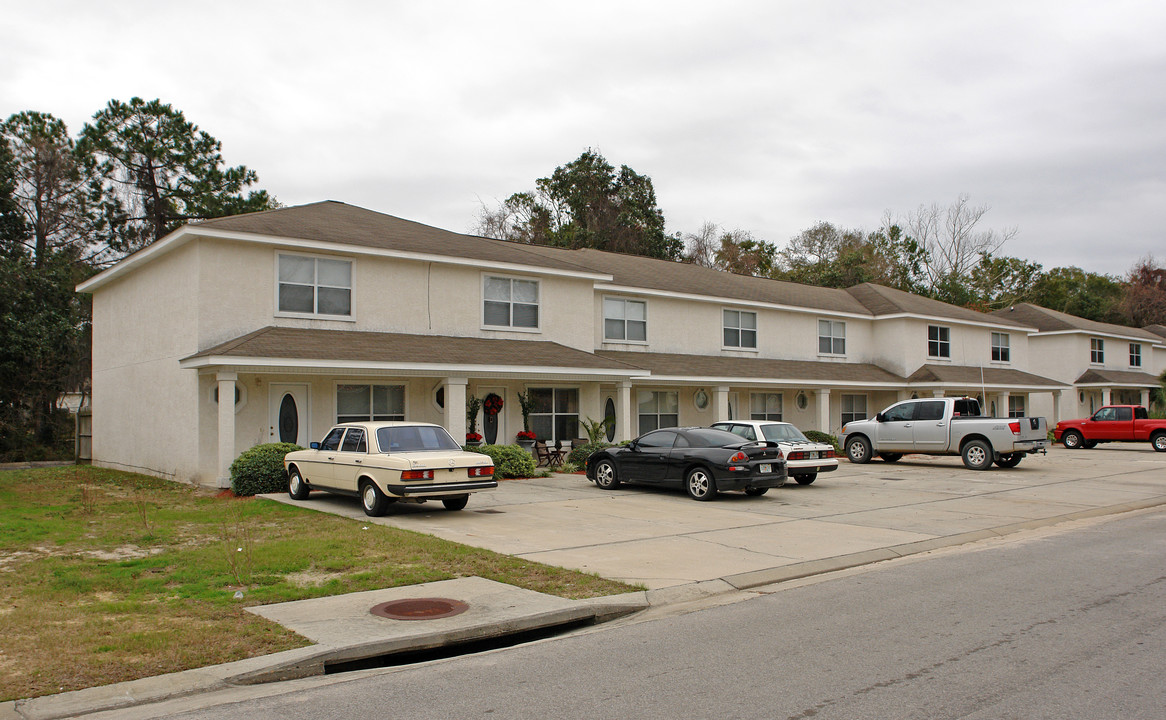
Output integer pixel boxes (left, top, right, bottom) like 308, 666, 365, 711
370, 597, 469, 620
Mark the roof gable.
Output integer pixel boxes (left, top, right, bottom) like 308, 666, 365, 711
992, 303, 1162, 342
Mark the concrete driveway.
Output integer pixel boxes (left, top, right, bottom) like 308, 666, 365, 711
266, 445, 1166, 590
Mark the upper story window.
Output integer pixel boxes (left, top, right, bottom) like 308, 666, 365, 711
928, 325, 951, 358
991, 332, 1010, 362
1090, 338, 1104, 364
484, 276, 539, 329
604, 297, 647, 342
1130, 343, 1142, 367
278, 253, 352, 318
723, 310, 757, 349
818, 320, 846, 355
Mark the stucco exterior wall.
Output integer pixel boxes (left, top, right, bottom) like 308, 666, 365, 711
90, 242, 202, 481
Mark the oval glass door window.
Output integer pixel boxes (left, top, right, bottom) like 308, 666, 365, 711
604, 398, 616, 442
278, 394, 299, 443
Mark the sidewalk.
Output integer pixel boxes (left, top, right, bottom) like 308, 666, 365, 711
6, 446, 1165, 719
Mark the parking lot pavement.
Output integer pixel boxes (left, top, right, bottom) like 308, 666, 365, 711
265, 445, 1166, 590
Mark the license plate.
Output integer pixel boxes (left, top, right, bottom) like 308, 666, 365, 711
808, 451, 818, 459
760, 463, 772, 474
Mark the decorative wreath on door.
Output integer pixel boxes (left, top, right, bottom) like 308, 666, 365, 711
483, 393, 504, 416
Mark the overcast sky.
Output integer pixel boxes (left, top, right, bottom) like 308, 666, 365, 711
3, 0, 1163, 276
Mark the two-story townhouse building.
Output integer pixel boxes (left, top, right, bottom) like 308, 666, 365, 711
78, 201, 1067, 487
990, 303, 1166, 419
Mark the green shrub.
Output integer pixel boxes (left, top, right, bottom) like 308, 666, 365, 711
230, 442, 303, 496
568, 441, 612, 466
466, 443, 537, 479
803, 430, 840, 452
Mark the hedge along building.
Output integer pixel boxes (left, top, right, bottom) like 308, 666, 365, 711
78, 201, 1067, 487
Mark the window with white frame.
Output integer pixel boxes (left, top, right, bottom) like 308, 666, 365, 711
484, 276, 539, 329
841, 394, 868, 425
529, 388, 578, 442
336, 384, 405, 423
1090, 338, 1104, 364
1130, 343, 1142, 367
638, 390, 679, 433
928, 325, 951, 358
278, 254, 352, 317
750, 393, 782, 421
991, 332, 1010, 362
1007, 395, 1026, 418
723, 310, 757, 349
604, 298, 647, 342
818, 320, 846, 355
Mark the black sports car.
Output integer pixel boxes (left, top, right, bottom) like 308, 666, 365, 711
584, 427, 787, 500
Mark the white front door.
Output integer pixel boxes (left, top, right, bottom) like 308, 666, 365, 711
270, 384, 311, 447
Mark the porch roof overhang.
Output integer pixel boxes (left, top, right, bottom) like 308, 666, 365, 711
906, 364, 1068, 392
179, 326, 646, 381
1073, 368, 1162, 388
594, 350, 906, 388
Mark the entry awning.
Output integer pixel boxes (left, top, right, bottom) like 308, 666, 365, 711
907, 364, 1066, 392
594, 349, 906, 388
179, 326, 646, 381
1074, 368, 1161, 387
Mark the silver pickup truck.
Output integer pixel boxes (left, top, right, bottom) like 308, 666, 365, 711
840, 397, 1049, 470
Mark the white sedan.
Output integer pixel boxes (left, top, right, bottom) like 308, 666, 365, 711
711, 421, 838, 485
283, 422, 496, 515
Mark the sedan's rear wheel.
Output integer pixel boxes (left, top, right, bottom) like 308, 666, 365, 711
442, 495, 469, 511
846, 436, 872, 464
361, 482, 391, 517
794, 473, 817, 485
593, 459, 620, 489
685, 467, 718, 501
288, 468, 310, 500
744, 487, 768, 496
994, 453, 1023, 468
879, 453, 902, 463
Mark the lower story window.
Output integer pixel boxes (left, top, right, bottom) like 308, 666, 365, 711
638, 390, 679, 433
337, 384, 405, 423
750, 392, 782, 421
841, 394, 867, 425
530, 388, 578, 442
1007, 396, 1026, 418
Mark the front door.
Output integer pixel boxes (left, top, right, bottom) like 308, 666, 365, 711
270, 383, 310, 447
479, 386, 506, 445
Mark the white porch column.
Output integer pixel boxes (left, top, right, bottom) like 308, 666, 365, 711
617, 381, 633, 442
714, 385, 730, 424
932, 390, 945, 398
444, 377, 468, 442
1102, 387, 1111, 406
1052, 390, 1062, 424
579, 382, 601, 440
1141, 388, 1151, 408
814, 389, 830, 434
999, 392, 1010, 418
216, 372, 237, 489
897, 389, 912, 402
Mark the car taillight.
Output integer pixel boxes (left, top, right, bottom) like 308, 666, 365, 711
401, 469, 434, 480
468, 466, 494, 477
787, 451, 803, 460
729, 451, 748, 463
1009, 421, 1020, 435
824, 449, 835, 458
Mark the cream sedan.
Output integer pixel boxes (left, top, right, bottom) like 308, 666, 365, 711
711, 420, 838, 485
283, 422, 496, 516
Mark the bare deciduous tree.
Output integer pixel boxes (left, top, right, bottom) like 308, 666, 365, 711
901, 193, 1017, 292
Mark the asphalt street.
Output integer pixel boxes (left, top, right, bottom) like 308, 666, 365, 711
147, 506, 1166, 719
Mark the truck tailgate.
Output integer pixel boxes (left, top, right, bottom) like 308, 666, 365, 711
1014, 416, 1047, 442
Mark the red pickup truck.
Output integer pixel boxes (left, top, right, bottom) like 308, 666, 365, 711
1053, 405, 1166, 452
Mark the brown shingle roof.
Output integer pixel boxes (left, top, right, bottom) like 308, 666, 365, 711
182, 326, 643, 374
1142, 324, 1166, 339
846, 283, 1029, 327
906, 364, 1065, 388
1074, 369, 1162, 386
991, 303, 1162, 341
594, 350, 905, 385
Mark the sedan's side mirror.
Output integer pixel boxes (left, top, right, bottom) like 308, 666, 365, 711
310, 442, 320, 450
628, 441, 639, 452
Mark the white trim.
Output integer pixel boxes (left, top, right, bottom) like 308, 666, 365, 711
78, 225, 613, 293
1029, 328, 1165, 345
181, 355, 639, 379
594, 283, 874, 320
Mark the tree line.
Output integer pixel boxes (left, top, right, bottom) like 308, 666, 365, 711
476, 149, 1166, 327
0, 98, 276, 459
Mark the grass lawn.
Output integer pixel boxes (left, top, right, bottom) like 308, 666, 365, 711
0, 466, 638, 701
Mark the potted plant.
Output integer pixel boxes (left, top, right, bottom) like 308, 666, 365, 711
515, 391, 537, 451
466, 395, 482, 445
